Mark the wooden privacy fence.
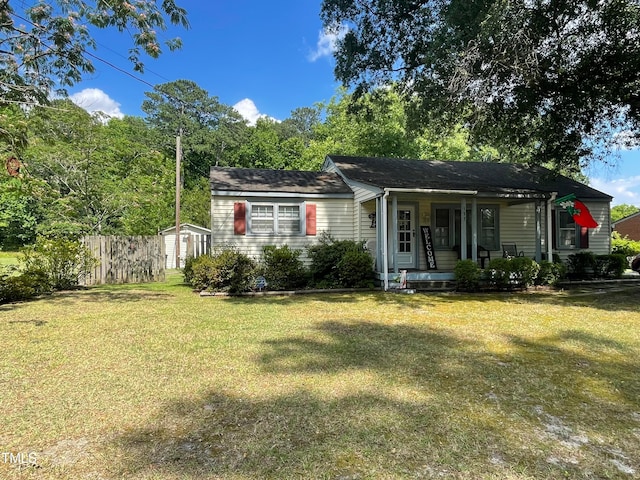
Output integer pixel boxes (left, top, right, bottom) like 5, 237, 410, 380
82, 236, 165, 285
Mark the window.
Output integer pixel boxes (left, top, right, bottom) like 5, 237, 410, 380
556, 210, 577, 248
248, 203, 302, 235
432, 205, 500, 250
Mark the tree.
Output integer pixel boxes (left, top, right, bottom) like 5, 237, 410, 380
611, 204, 640, 223
301, 87, 496, 168
24, 99, 121, 235
321, 0, 640, 173
141, 80, 248, 183
0, 0, 188, 105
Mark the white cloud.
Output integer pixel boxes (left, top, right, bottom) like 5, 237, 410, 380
308, 23, 349, 62
590, 175, 640, 207
233, 98, 277, 126
69, 88, 124, 119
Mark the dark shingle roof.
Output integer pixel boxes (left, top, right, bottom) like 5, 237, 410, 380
327, 155, 612, 200
210, 167, 353, 195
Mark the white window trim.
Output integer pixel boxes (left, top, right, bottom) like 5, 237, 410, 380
431, 204, 500, 250
555, 209, 579, 249
247, 202, 305, 236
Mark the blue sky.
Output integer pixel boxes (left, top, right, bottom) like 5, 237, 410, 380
64, 1, 638, 207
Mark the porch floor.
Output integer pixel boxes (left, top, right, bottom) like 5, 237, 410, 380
376, 269, 456, 291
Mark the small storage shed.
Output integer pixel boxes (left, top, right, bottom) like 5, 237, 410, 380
160, 223, 211, 269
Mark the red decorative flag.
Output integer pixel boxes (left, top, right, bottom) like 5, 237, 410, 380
555, 194, 598, 228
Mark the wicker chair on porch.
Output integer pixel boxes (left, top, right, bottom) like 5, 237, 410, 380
502, 243, 524, 259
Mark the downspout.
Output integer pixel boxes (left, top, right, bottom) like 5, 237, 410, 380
547, 192, 557, 262
382, 189, 390, 291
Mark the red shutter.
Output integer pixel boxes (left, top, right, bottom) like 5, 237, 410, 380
580, 226, 589, 249
306, 203, 316, 236
234, 202, 246, 235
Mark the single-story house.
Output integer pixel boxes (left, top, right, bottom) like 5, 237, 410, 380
612, 211, 640, 241
210, 155, 612, 289
160, 223, 211, 269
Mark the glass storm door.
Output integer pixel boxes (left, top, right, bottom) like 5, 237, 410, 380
396, 206, 415, 268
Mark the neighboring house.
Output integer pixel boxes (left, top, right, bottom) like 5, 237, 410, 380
210, 155, 612, 288
160, 223, 211, 269
612, 211, 640, 241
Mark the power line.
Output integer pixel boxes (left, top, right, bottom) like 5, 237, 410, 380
6, 8, 185, 106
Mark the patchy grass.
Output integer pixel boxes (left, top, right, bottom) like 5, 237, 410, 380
1, 275, 639, 479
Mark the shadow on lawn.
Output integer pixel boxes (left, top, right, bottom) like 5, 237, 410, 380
0, 289, 175, 311
109, 320, 640, 479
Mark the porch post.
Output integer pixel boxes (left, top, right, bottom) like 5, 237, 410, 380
471, 197, 478, 263
376, 196, 383, 273
535, 200, 542, 262
546, 193, 556, 262
391, 195, 399, 273
382, 192, 389, 290
460, 198, 467, 260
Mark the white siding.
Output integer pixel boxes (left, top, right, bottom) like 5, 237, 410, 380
499, 202, 540, 258
211, 195, 354, 264
553, 201, 611, 261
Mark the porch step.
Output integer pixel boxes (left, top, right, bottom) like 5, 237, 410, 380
406, 280, 456, 291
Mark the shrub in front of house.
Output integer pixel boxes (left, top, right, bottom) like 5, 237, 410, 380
259, 245, 308, 290
336, 247, 375, 288
594, 254, 628, 279
182, 255, 196, 286
509, 256, 540, 288
188, 248, 256, 294
486, 257, 539, 290
307, 234, 374, 288
566, 251, 597, 280
535, 260, 566, 286
453, 260, 482, 292
486, 258, 512, 290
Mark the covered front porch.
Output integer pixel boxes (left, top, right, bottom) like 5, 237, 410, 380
362, 188, 556, 290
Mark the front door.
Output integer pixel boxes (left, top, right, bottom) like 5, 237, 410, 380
396, 206, 416, 268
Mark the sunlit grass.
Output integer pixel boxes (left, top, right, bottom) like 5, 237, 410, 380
1, 277, 639, 479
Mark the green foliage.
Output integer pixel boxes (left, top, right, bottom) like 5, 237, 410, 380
509, 257, 541, 288
187, 249, 256, 294
487, 257, 540, 290
322, 0, 640, 171
453, 259, 482, 292
611, 231, 640, 257
308, 234, 373, 288
566, 252, 597, 280
259, 245, 307, 291
535, 261, 566, 287
182, 255, 196, 286
611, 204, 640, 223
19, 236, 98, 290
336, 248, 375, 288
594, 254, 628, 279
307, 88, 491, 163
0, 0, 188, 104
0, 265, 51, 304
142, 80, 248, 183
486, 258, 512, 290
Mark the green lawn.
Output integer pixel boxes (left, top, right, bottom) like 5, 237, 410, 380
1, 275, 639, 479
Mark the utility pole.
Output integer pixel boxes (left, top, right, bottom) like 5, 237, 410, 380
175, 131, 182, 269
